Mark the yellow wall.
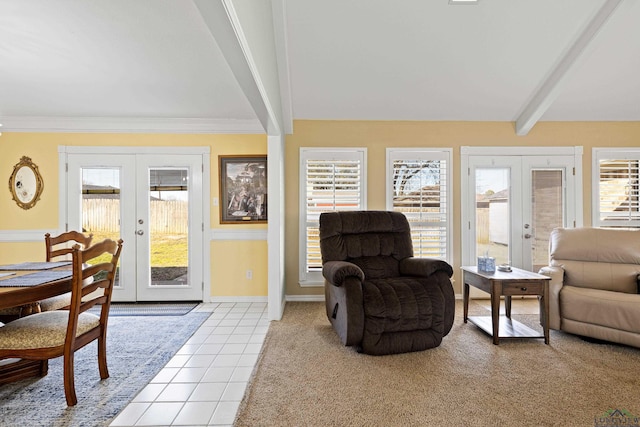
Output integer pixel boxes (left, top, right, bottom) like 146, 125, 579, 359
4, 121, 640, 299
211, 241, 268, 296
0, 132, 268, 298
284, 120, 640, 296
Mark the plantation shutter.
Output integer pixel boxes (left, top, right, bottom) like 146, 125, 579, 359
387, 149, 451, 261
299, 149, 367, 284
596, 154, 640, 227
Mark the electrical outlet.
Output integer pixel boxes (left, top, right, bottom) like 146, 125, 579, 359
213, 197, 219, 206
246, 269, 253, 280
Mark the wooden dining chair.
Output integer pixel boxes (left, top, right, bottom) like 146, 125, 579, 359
0, 231, 92, 322
39, 231, 94, 313
45, 230, 93, 262
0, 238, 123, 406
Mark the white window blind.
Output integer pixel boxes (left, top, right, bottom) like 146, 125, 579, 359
299, 148, 367, 285
594, 149, 640, 227
387, 149, 452, 261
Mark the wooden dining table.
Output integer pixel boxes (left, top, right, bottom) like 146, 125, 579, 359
0, 261, 74, 384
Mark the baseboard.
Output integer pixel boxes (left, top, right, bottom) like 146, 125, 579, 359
209, 296, 268, 303
285, 295, 325, 302
206, 293, 462, 304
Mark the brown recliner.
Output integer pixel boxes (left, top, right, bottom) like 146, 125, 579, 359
319, 210, 455, 355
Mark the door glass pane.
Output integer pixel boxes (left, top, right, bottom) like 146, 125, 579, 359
531, 169, 564, 272
475, 168, 510, 266
82, 168, 121, 287
149, 168, 189, 287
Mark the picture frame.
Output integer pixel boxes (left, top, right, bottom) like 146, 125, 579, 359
219, 155, 267, 223
8, 156, 44, 210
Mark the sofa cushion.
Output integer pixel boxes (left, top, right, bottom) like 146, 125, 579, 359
550, 227, 640, 264
549, 227, 640, 293
560, 286, 640, 334
550, 259, 640, 293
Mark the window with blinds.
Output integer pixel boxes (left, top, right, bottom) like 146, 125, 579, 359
299, 148, 367, 285
595, 150, 640, 227
387, 149, 451, 261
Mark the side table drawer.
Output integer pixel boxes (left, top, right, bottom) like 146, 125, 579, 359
502, 281, 544, 296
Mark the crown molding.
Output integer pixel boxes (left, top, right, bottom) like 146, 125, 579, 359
0, 116, 265, 134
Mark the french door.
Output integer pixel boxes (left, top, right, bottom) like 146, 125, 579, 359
65, 149, 206, 302
461, 147, 582, 281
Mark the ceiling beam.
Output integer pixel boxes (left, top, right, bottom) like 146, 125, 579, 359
271, 0, 293, 134
515, 0, 624, 136
193, 0, 271, 133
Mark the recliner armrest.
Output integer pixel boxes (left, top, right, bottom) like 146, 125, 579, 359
399, 257, 453, 278
322, 261, 365, 286
538, 266, 564, 285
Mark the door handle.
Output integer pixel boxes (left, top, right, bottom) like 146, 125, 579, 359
136, 230, 144, 236
524, 233, 532, 239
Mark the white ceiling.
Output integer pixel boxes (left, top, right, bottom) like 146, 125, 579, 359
0, 0, 638, 135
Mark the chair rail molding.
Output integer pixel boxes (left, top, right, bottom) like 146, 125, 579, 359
0, 229, 59, 242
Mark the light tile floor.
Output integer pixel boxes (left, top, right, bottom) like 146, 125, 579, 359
109, 302, 269, 427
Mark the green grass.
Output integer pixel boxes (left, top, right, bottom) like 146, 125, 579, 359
87, 231, 187, 267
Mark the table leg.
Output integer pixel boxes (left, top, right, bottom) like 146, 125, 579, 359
505, 295, 512, 318
491, 282, 501, 345
463, 280, 469, 323
542, 282, 550, 344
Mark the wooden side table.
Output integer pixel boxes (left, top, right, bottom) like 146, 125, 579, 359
461, 266, 551, 345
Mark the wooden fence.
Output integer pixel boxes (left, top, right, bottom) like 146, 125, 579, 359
82, 199, 188, 234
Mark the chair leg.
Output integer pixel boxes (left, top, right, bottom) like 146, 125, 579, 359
63, 353, 77, 406
98, 334, 109, 380
38, 360, 49, 377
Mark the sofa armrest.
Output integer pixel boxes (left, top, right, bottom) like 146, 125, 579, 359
322, 261, 365, 286
538, 265, 565, 330
399, 257, 453, 278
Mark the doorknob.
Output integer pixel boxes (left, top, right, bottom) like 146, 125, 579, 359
524, 233, 532, 239
136, 230, 144, 236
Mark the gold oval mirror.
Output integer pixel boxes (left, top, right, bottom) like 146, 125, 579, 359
8, 156, 44, 210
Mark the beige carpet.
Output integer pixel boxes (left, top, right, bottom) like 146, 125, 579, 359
235, 301, 640, 427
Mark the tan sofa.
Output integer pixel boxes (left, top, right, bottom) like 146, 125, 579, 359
539, 227, 640, 347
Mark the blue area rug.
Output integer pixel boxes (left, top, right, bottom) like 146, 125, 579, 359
0, 310, 210, 426
89, 302, 198, 317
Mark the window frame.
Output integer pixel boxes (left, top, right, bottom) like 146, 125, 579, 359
299, 147, 367, 286
593, 148, 640, 228
386, 148, 452, 263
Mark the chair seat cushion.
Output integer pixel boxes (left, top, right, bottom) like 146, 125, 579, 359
0, 307, 21, 316
363, 277, 435, 333
38, 293, 72, 311
0, 311, 100, 350
361, 276, 448, 355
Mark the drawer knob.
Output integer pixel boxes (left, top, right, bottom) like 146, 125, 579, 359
521, 287, 527, 291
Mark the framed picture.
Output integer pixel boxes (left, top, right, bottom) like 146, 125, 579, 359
219, 155, 267, 223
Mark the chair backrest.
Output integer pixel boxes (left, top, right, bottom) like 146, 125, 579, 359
45, 231, 93, 262
319, 211, 413, 279
67, 238, 123, 342
549, 227, 640, 293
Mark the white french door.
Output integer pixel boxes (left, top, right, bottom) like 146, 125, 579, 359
65, 149, 206, 302
461, 147, 582, 288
